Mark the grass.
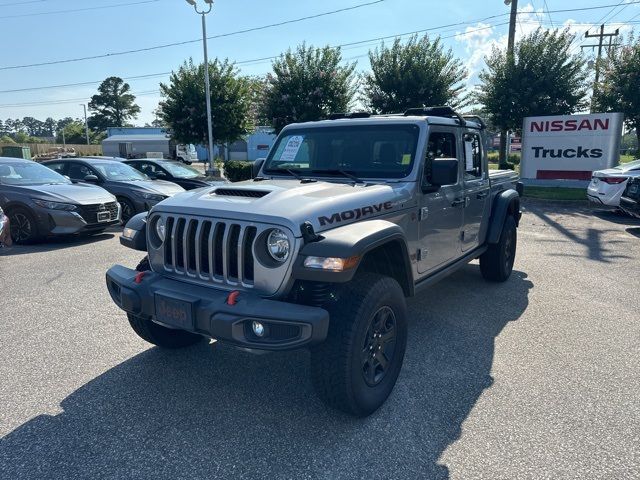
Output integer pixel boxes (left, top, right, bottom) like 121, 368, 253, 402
522, 186, 587, 201
620, 154, 636, 164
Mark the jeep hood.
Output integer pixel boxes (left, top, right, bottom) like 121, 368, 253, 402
154, 179, 416, 235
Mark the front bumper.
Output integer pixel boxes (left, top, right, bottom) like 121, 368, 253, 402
105, 265, 329, 351
36, 208, 120, 235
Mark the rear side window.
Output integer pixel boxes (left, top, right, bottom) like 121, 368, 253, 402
424, 132, 457, 186
46, 162, 67, 175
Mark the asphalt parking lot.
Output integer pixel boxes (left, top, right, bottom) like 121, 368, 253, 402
1, 200, 639, 480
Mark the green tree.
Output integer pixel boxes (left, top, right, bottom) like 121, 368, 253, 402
261, 44, 357, 133
55, 120, 102, 144
476, 28, 588, 166
594, 32, 640, 153
363, 34, 468, 114
88, 76, 141, 131
159, 58, 252, 146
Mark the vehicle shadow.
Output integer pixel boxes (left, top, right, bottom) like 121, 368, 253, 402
0, 227, 120, 256
0, 266, 532, 479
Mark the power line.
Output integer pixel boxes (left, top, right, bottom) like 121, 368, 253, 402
0, 0, 162, 20
4, 0, 638, 72
0, 0, 387, 70
542, 0, 555, 27
0, 0, 61, 7
0, 90, 160, 109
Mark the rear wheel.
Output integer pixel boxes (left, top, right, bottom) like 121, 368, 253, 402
480, 215, 517, 282
310, 273, 407, 417
9, 208, 41, 244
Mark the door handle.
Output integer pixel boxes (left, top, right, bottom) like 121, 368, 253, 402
476, 191, 489, 199
452, 198, 465, 207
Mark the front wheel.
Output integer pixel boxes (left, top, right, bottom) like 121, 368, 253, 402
117, 197, 136, 224
480, 215, 517, 282
9, 208, 41, 244
310, 273, 408, 417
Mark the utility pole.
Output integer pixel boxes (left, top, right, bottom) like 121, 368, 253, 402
581, 24, 619, 112
80, 103, 90, 145
500, 0, 518, 168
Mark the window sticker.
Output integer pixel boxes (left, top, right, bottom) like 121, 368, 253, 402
279, 135, 304, 162
401, 154, 411, 165
465, 141, 474, 171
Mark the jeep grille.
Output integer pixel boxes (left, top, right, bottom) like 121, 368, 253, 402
147, 214, 295, 294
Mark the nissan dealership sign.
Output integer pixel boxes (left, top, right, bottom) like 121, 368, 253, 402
520, 112, 624, 180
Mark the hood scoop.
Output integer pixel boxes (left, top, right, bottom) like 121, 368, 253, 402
211, 188, 270, 198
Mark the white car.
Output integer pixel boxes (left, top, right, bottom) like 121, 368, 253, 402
587, 159, 640, 207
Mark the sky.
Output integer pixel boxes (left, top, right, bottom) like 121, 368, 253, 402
0, 0, 638, 125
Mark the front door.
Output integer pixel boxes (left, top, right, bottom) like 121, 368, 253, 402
418, 129, 464, 274
461, 131, 490, 252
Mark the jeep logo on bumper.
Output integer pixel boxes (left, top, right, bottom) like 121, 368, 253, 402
318, 202, 393, 226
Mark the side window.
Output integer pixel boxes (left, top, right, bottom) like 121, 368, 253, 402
137, 162, 157, 176
67, 163, 95, 180
463, 133, 483, 179
46, 162, 67, 175
424, 132, 457, 186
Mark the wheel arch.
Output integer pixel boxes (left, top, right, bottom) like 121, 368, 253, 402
487, 189, 521, 244
293, 220, 414, 297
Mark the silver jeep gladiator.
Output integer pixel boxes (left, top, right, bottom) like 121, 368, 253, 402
106, 107, 522, 417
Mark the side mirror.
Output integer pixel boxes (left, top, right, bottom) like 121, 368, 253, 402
84, 174, 100, 183
429, 158, 459, 187
154, 171, 167, 179
252, 157, 266, 178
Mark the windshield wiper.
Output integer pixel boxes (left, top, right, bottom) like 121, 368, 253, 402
311, 169, 364, 184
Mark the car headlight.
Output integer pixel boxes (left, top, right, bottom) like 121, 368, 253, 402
266, 229, 290, 262
134, 191, 167, 202
155, 216, 166, 242
32, 199, 78, 211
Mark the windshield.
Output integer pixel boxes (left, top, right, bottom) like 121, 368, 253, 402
92, 162, 148, 181
614, 159, 640, 171
263, 125, 420, 179
161, 162, 200, 178
0, 161, 71, 186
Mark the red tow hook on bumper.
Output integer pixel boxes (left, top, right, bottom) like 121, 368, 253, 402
134, 271, 146, 284
226, 290, 240, 306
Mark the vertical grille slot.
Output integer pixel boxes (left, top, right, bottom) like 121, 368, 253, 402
174, 218, 186, 270
243, 227, 257, 282
228, 225, 241, 281
198, 221, 212, 276
213, 223, 226, 278
164, 216, 175, 267
186, 219, 198, 273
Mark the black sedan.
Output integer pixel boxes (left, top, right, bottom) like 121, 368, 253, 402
0, 157, 120, 243
123, 159, 227, 190
620, 177, 640, 218
42, 157, 185, 222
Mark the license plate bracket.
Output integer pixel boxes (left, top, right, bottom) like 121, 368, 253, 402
97, 211, 111, 222
154, 293, 194, 329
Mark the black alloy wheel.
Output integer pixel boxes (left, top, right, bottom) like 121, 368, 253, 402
10, 210, 37, 243
361, 306, 397, 387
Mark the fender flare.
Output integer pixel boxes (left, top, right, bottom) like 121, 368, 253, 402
487, 189, 521, 244
293, 219, 413, 292
120, 212, 148, 251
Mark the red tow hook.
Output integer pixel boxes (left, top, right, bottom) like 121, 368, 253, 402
134, 271, 146, 284
226, 290, 240, 306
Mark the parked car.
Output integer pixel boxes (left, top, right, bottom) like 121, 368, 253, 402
0, 157, 120, 244
123, 159, 227, 190
619, 177, 640, 218
0, 205, 11, 247
42, 157, 185, 222
587, 159, 640, 207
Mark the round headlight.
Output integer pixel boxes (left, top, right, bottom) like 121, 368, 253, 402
266, 229, 290, 262
155, 216, 166, 242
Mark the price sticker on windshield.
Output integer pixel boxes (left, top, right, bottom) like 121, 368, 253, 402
279, 136, 304, 162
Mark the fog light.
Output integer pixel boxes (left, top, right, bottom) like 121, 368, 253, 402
252, 321, 265, 337
122, 227, 136, 239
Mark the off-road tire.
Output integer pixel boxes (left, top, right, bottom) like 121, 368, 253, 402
127, 255, 202, 349
480, 214, 517, 282
310, 273, 407, 417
